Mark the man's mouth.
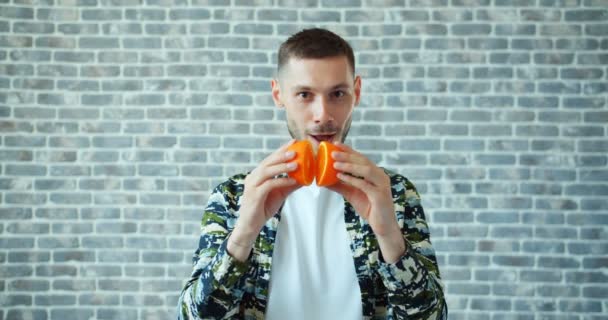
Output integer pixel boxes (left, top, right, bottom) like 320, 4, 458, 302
310, 134, 335, 144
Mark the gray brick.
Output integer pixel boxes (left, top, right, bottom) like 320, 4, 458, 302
123, 37, 162, 49
125, 9, 165, 21
82, 236, 123, 248
77, 293, 119, 307
35, 208, 77, 220
57, 24, 98, 35
583, 257, 608, 269
582, 286, 607, 299
1, 6, 34, 19
8, 251, 49, 263
452, 24, 491, 35
493, 255, 534, 267
36, 295, 77, 306
490, 52, 530, 64
559, 300, 602, 313
583, 82, 607, 94
0, 265, 33, 278
180, 135, 221, 148
523, 241, 564, 254
398, 139, 439, 152
52, 222, 93, 234
123, 178, 165, 191
0, 35, 32, 48
6, 222, 49, 234
568, 212, 608, 229
516, 125, 558, 137
38, 237, 79, 249
98, 52, 137, 63
93, 165, 135, 176
448, 254, 490, 266
410, 0, 447, 5
530, 140, 575, 152
385, 124, 425, 136
36, 266, 77, 277
566, 271, 608, 284
137, 164, 178, 176
36, 8, 77, 21
142, 251, 183, 263
163, 37, 206, 49
13, 49, 54, 62
145, 24, 186, 36
51, 309, 94, 320
565, 9, 608, 21
564, 97, 605, 110
6, 310, 47, 320
477, 240, 519, 253
0, 64, 32, 77
53, 250, 95, 264
98, 309, 138, 320
561, 67, 604, 79
122, 151, 164, 162
424, 38, 464, 50
5, 163, 46, 175
92, 137, 132, 148
536, 199, 578, 211
539, 257, 580, 269
79, 208, 120, 220
351, 138, 396, 151
495, 24, 535, 35
80, 151, 118, 162
404, 24, 447, 36
10, 279, 50, 291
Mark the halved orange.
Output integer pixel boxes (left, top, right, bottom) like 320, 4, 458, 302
316, 141, 340, 187
286, 140, 315, 186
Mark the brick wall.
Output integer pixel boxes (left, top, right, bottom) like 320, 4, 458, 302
1, 1, 607, 319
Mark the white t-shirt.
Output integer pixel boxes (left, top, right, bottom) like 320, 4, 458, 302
265, 183, 363, 320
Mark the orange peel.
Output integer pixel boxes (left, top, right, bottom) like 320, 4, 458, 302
286, 140, 315, 186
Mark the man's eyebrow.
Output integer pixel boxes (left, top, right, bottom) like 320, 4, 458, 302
291, 83, 350, 92
291, 85, 313, 92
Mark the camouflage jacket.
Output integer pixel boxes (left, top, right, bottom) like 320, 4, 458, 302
178, 169, 447, 319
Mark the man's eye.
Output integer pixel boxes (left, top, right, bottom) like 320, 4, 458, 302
297, 92, 310, 99
333, 91, 345, 98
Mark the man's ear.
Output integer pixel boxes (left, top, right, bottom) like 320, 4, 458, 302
271, 79, 284, 108
353, 75, 362, 106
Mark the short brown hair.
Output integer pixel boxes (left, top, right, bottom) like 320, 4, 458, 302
277, 28, 355, 76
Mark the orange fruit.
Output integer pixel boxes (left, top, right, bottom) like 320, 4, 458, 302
286, 140, 315, 186
316, 141, 340, 187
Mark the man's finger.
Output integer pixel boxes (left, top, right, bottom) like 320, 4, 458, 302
259, 176, 297, 195
259, 161, 297, 183
332, 144, 368, 166
336, 172, 374, 193
334, 162, 382, 187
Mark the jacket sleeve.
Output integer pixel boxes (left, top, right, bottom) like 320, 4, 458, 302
375, 176, 448, 319
178, 181, 251, 320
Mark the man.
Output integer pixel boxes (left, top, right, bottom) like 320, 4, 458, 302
178, 28, 447, 319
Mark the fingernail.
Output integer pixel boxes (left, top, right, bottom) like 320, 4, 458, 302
286, 162, 297, 169
285, 151, 295, 158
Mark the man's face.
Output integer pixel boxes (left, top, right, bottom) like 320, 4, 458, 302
271, 56, 361, 152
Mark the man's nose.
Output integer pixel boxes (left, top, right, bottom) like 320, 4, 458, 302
313, 97, 333, 124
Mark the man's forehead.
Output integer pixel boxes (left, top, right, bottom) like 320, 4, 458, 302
278, 56, 354, 89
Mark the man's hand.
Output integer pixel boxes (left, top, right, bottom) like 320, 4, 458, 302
326, 142, 406, 263
228, 139, 302, 261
